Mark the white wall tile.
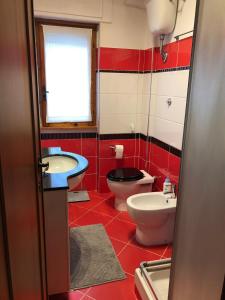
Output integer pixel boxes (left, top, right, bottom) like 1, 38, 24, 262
149, 116, 184, 150
142, 73, 152, 95
100, 93, 137, 115
100, 73, 139, 94
151, 74, 158, 95
137, 74, 144, 94
155, 96, 186, 124
149, 94, 157, 116
100, 113, 137, 134
154, 70, 189, 97
136, 114, 148, 135
136, 94, 150, 114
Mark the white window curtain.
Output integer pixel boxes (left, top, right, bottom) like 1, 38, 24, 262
43, 25, 92, 123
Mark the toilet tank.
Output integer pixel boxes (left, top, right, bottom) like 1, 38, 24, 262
146, 0, 178, 36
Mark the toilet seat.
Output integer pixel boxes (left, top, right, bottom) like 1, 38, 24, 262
107, 168, 144, 182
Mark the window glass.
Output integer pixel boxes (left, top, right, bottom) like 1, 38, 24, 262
43, 25, 92, 123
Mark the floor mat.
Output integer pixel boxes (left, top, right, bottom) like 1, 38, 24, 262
67, 190, 90, 203
70, 224, 126, 289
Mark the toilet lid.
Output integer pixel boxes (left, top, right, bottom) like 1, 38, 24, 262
107, 168, 144, 182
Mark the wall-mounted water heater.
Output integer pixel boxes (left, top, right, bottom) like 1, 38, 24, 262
146, 0, 178, 36
145, 0, 178, 63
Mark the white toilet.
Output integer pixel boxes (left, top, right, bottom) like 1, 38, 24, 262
107, 168, 154, 211
127, 192, 177, 246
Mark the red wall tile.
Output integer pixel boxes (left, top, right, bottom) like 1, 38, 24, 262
99, 47, 141, 71
168, 153, 181, 183
139, 49, 145, 72
82, 138, 97, 156
99, 139, 136, 159
150, 143, 169, 174
98, 37, 192, 73
177, 37, 193, 67
149, 162, 169, 191
82, 174, 97, 191
98, 176, 110, 193
41, 139, 82, 154
85, 156, 97, 174
99, 158, 117, 176
139, 157, 146, 170
117, 157, 135, 169
153, 41, 178, 71
144, 48, 153, 72
139, 139, 147, 159
42, 137, 181, 194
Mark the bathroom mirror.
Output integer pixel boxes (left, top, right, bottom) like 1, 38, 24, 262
33, 0, 197, 298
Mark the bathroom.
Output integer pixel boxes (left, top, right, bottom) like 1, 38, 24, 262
1, 1, 225, 300
37, 0, 194, 298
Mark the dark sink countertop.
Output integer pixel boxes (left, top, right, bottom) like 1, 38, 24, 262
42, 147, 88, 191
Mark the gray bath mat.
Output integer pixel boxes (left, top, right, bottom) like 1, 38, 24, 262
70, 224, 126, 289
67, 190, 90, 203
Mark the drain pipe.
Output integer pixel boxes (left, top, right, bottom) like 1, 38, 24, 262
159, 34, 168, 63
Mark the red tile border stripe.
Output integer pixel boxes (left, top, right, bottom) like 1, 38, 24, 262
98, 36, 193, 72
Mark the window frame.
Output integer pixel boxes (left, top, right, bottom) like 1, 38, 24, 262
35, 18, 97, 129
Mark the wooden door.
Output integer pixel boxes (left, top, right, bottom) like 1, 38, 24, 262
0, 0, 47, 299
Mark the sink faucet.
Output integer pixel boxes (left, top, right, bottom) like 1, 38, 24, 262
38, 160, 49, 174
165, 184, 176, 200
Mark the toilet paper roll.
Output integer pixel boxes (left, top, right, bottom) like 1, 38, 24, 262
115, 145, 124, 159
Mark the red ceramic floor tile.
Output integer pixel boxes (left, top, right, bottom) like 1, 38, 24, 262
105, 219, 136, 243
69, 222, 79, 228
89, 190, 106, 200
79, 295, 95, 300
68, 205, 88, 223
118, 244, 161, 275
128, 237, 167, 257
92, 196, 120, 217
162, 245, 173, 258
72, 191, 104, 209
87, 273, 138, 300
117, 211, 135, 224
76, 210, 113, 227
49, 290, 84, 300
109, 237, 127, 255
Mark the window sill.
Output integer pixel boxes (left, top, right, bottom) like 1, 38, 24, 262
40, 125, 97, 133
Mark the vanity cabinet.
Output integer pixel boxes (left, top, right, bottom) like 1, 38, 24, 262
43, 189, 69, 295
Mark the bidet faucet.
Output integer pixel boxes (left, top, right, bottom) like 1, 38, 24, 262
171, 184, 176, 198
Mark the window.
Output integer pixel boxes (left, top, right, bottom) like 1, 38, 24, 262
35, 19, 97, 128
